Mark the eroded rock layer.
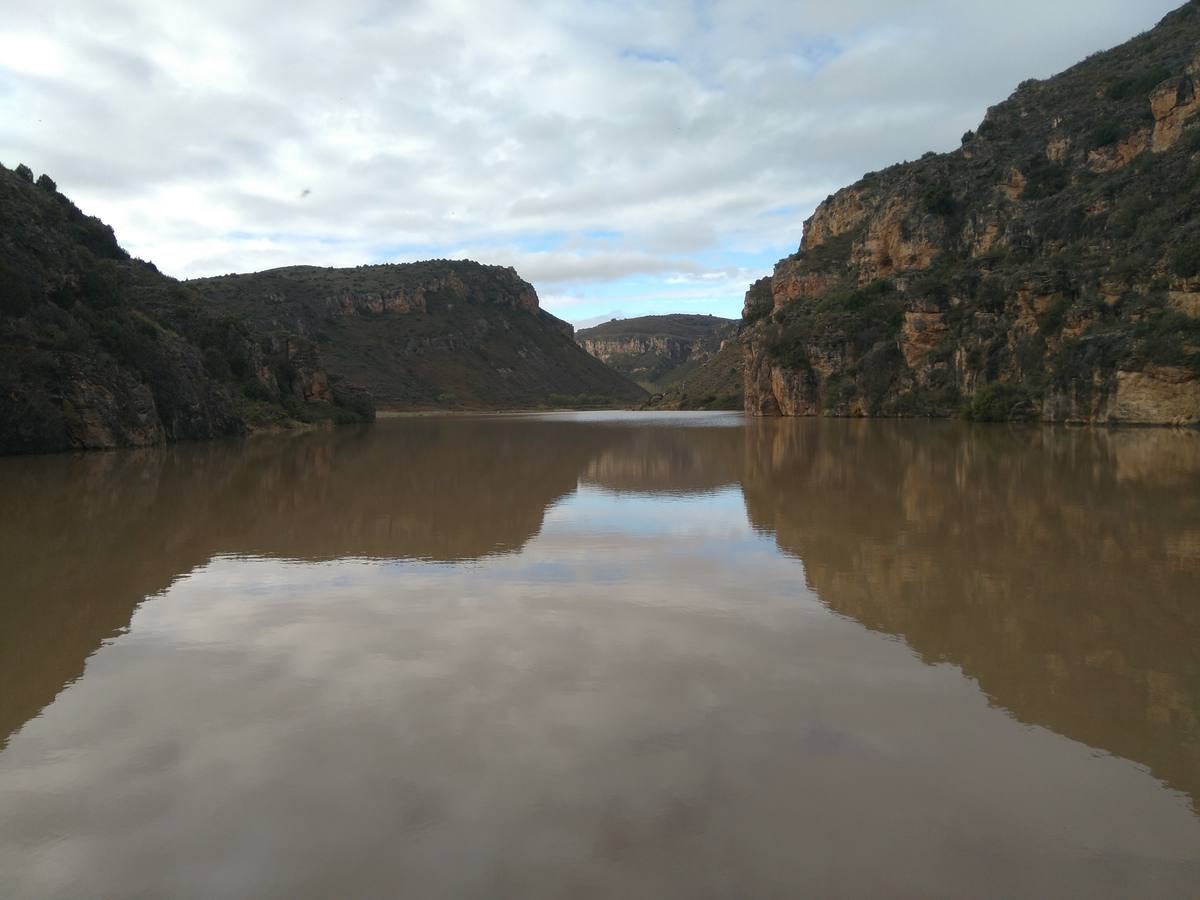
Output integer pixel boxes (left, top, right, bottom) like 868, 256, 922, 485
741, 2, 1200, 425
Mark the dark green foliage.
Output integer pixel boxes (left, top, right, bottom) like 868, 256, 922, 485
922, 182, 958, 216
978, 277, 1008, 313
78, 258, 124, 309
1037, 296, 1073, 335
857, 342, 904, 411
1170, 241, 1200, 277
1024, 159, 1070, 199
1088, 121, 1125, 150
0, 256, 36, 316
14, 164, 32, 182
1105, 65, 1172, 100
742, 278, 773, 324
962, 383, 1038, 422
765, 324, 812, 371
0, 163, 380, 453
655, 339, 744, 410
1131, 310, 1200, 373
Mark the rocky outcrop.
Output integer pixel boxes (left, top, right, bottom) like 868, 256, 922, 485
742, 1, 1200, 425
1151, 73, 1200, 152
580, 334, 694, 365
1106, 366, 1200, 424
770, 262, 837, 312
575, 314, 738, 391
190, 262, 645, 410
323, 266, 539, 319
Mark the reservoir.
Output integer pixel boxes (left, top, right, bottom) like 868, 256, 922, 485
1, 412, 1198, 897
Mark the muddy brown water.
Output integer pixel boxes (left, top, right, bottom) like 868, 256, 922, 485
1, 412, 1198, 898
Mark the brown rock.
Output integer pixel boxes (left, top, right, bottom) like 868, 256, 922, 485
1106, 367, 1200, 425
1151, 76, 1200, 153
771, 260, 838, 311
900, 311, 949, 367
1087, 128, 1151, 172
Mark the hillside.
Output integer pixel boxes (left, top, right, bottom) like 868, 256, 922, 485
576, 313, 738, 392
190, 265, 646, 409
0, 164, 645, 455
0, 164, 375, 455
741, 1, 1200, 424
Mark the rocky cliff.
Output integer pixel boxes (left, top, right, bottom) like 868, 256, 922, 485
576, 314, 738, 393
190, 264, 646, 409
0, 164, 373, 455
742, 1, 1200, 425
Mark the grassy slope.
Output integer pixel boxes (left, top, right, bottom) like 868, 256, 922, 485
657, 340, 745, 410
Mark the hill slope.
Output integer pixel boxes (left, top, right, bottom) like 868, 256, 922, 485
0, 164, 374, 456
190, 265, 646, 409
742, 1, 1200, 424
0, 163, 645, 454
576, 314, 738, 392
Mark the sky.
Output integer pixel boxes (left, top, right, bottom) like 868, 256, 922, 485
0, 1, 1183, 327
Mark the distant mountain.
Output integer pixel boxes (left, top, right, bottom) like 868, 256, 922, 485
189, 264, 646, 411
0, 164, 643, 454
576, 314, 739, 396
740, 1, 1200, 424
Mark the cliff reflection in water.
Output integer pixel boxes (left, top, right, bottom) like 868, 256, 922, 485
742, 419, 1200, 809
1, 413, 1197, 814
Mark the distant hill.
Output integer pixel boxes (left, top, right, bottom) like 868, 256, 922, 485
0, 163, 644, 455
576, 314, 738, 393
189, 265, 646, 410
742, 1, 1200, 424
0, 163, 379, 455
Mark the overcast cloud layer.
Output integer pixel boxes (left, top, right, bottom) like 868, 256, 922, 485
0, 1, 1182, 325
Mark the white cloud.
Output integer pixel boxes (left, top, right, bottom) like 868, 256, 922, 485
0, 0, 1184, 323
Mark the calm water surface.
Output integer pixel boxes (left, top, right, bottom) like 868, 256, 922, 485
1, 412, 1198, 898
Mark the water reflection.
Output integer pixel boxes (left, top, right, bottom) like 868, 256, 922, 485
741, 419, 1200, 810
1, 413, 1197, 896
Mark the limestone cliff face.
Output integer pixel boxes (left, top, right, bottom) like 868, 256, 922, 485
575, 314, 738, 391
323, 266, 539, 319
580, 334, 695, 366
742, 2, 1200, 425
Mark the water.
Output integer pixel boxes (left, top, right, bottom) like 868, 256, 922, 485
1, 412, 1198, 898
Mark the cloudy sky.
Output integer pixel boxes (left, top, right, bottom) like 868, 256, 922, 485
0, 1, 1181, 326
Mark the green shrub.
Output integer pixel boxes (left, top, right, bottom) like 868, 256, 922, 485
962, 383, 1038, 422
0, 257, 35, 316
1105, 65, 1172, 101
1024, 160, 1070, 199
1088, 121, 1124, 150
1037, 296, 1073, 335
1170, 241, 1200, 278
79, 259, 124, 309
922, 182, 958, 216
